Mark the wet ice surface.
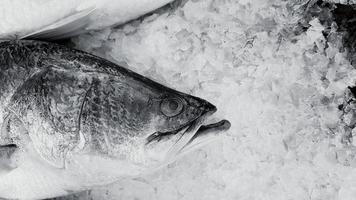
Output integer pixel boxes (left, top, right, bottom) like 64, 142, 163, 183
69, 0, 356, 199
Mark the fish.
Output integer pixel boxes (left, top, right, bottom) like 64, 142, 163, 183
0, 0, 175, 40
0, 40, 230, 199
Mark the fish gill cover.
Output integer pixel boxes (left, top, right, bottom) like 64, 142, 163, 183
6, 0, 356, 199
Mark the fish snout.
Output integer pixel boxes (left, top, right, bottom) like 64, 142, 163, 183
201, 101, 217, 115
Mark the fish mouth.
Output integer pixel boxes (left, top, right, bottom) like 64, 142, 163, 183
165, 115, 230, 161
146, 107, 231, 162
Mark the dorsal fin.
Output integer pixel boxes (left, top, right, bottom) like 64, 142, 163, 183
20, 7, 96, 41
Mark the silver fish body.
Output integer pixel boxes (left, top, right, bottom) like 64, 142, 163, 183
0, 40, 229, 199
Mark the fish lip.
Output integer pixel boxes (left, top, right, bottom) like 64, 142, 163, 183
146, 101, 225, 154
192, 119, 231, 139
184, 119, 231, 146
146, 101, 217, 144
146, 112, 230, 154
163, 113, 230, 161
146, 105, 215, 144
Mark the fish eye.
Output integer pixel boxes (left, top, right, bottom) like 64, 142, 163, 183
160, 98, 184, 117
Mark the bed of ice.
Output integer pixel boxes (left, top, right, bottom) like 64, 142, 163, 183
67, 0, 356, 199
3, 0, 356, 199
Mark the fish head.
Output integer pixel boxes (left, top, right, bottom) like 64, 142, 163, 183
126, 82, 230, 168
82, 73, 230, 169
148, 93, 217, 135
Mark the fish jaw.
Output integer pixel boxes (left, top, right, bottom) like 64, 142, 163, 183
164, 118, 230, 164
144, 101, 230, 170
164, 99, 218, 159
178, 119, 231, 156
